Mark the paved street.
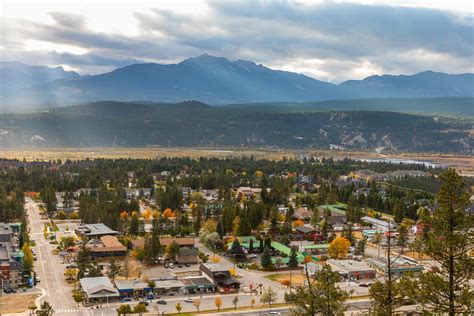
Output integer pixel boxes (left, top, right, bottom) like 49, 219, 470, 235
26, 198, 77, 312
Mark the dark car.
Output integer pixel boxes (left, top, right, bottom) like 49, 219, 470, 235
3, 288, 11, 294
185, 263, 190, 267
157, 300, 167, 305
177, 264, 183, 268
120, 297, 132, 302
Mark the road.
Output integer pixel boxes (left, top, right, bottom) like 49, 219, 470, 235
26, 198, 79, 314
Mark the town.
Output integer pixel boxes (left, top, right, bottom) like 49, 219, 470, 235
0, 156, 472, 315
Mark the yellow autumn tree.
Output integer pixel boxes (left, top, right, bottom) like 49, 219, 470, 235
328, 237, 351, 259
142, 208, 152, 221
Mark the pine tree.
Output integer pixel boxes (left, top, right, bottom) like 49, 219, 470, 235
291, 264, 350, 315
288, 246, 298, 267
412, 169, 473, 314
261, 247, 272, 269
248, 238, 254, 253
216, 219, 225, 238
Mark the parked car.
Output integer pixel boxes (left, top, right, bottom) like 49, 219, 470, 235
250, 254, 258, 259
146, 293, 154, 300
177, 264, 183, 268
3, 288, 11, 294
156, 300, 167, 305
185, 263, 190, 267
139, 300, 149, 306
120, 297, 132, 302
184, 298, 194, 303
168, 263, 174, 268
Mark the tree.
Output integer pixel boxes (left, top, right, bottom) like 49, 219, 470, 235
28, 304, 37, 315
232, 216, 240, 236
36, 301, 54, 316
354, 238, 367, 256
215, 296, 223, 311
175, 302, 182, 315
165, 240, 180, 262
412, 169, 473, 315
147, 280, 156, 294
193, 298, 201, 313
261, 247, 273, 269
260, 287, 277, 307
291, 264, 350, 316
232, 296, 239, 310
116, 304, 132, 315
369, 277, 406, 315
288, 246, 298, 268
133, 303, 147, 316
64, 268, 78, 282
248, 238, 254, 253
129, 212, 140, 236
72, 290, 84, 307
22, 243, 34, 275
108, 258, 122, 281
328, 237, 350, 259
396, 223, 409, 254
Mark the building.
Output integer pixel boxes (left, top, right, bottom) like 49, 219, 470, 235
294, 225, 317, 240
177, 248, 198, 264
0, 223, 22, 289
199, 263, 240, 292
367, 257, 424, 277
114, 280, 150, 298
327, 259, 376, 281
130, 237, 195, 251
86, 236, 127, 258
361, 216, 397, 231
75, 224, 119, 238
292, 207, 312, 221
183, 276, 217, 294
79, 277, 119, 305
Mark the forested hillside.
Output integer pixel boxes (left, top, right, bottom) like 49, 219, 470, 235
0, 101, 471, 153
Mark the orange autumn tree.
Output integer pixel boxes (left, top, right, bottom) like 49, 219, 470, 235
163, 208, 174, 219
142, 209, 152, 221
328, 237, 351, 259
292, 219, 304, 228
120, 211, 129, 220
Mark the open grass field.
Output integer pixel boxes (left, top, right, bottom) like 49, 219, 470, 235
1, 147, 472, 172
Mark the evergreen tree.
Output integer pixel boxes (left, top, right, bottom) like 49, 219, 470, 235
261, 247, 273, 269
291, 264, 350, 315
412, 169, 473, 314
107, 258, 122, 281
248, 238, 254, 253
288, 246, 298, 268
216, 219, 224, 238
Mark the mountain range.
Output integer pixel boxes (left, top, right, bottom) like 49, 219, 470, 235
1, 54, 473, 108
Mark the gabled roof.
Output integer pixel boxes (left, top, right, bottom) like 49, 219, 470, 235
295, 225, 316, 234
80, 277, 119, 297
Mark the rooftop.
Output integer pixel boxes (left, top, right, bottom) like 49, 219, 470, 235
327, 259, 375, 273
76, 223, 118, 236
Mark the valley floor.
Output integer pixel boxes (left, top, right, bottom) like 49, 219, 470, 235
1, 147, 473, 173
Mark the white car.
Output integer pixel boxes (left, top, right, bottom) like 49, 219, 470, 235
184, 298, 194, 303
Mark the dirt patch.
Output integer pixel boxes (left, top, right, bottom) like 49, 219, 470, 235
265, 272, 307, 287
0, 293, 40, 314
402, 250, 431, 260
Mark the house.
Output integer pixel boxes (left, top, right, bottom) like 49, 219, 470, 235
236, 187, 262, 199
199, 263, 240, 292
294, 225, 317, 240
367, 256, 424, 277
293, 207, 312, 221
75, 223, 119, 238
327, 259, 376, 281
177, 247, 198, 264
86, 236, 127, 258
79, 277, 119, 305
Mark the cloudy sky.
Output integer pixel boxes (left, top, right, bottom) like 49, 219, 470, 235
1, 0, 473, 82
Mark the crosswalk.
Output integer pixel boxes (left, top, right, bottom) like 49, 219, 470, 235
55, 309, 82, 314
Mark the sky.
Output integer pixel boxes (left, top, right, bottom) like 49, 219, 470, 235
1, 0, 473, 82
